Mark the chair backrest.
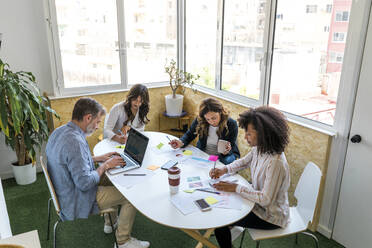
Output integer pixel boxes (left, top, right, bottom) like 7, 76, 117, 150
40, 156, 61, 215
294, 162, 322, 226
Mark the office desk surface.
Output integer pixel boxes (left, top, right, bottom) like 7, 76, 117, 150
93, 131, 254, 230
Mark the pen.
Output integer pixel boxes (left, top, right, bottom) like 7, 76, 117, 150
123, 173, 146, 176
195, 188, 221, 195
166, 135, 171, 142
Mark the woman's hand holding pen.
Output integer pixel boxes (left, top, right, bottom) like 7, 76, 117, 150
209, 167, 228, 179
169, 139, 184, 149
112, 134, 127, 144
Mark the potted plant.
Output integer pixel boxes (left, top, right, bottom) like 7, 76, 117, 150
164, 59, 200, 116
0, 59, 59, 185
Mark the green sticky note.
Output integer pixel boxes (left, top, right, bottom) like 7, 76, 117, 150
156, 142, 164, 149
183, 150, 192, 155
183, 189, 195, 193
115, 145, 125, 149
205, 196, 218, 205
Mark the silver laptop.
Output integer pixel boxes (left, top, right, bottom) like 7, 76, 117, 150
108, 129, 149, 175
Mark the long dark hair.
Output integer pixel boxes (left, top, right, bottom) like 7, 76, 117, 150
238, 106, 289, 155
123, 84, 150, 126
196, 98, 229, 138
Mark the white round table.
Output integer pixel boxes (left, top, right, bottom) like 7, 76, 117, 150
94, 131, 254, 248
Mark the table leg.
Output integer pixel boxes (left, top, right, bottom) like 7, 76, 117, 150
195, 228, 215, 248
180, 228, 217, 248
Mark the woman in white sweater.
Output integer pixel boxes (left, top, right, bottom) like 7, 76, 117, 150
210, 106, 290, 248
104, 84, 150, 144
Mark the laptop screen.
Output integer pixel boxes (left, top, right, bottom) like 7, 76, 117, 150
124, 129, 149, 165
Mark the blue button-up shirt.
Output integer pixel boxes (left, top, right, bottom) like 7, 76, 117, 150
46, 121, 100, 221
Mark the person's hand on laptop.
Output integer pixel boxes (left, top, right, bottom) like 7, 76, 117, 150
97, 155, 126, 176
93, 152, 120, 162
169, 139, 184, 149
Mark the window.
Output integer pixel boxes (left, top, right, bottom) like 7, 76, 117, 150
123, 0, 177, 85
306, 5, 317, 13
50, 0, 176, 92
185, 0, 218, 89
333, 32, 346, 42
335, 11, 349, 22
329, 51, 343, 63
221, 0, 266, 100
268, 0, 352, 125
49, 0, 357, 127
326, 4, 332, 13
53, 0, 121, 88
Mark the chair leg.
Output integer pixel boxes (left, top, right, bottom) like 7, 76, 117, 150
301, 231, 319, 248
239, 229, 246, 248
47, 198, 52, 240
108, 213, 118, 247
54, 219, 60, 248
295, 233, 298, 244
256, 241, 260, 248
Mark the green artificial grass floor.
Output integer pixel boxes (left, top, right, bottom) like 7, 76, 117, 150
2, 173, 344, 248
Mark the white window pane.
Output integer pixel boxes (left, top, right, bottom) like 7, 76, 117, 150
221, 0, 265, 100
269, 0, 352, 125
55, 0, 121, 88
186, 0, 218, 89
124, 0, 177, 85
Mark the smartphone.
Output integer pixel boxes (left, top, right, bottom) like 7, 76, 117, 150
161, 160, 178, 170
194, 199, 211, 212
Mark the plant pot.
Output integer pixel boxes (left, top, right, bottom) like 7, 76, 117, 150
11, 162, 36, 185
165, 94, 184, 116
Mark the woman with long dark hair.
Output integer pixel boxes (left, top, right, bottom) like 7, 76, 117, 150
104, 84, 150, 144
210, 106, 291, 248
169, 98, 240, 164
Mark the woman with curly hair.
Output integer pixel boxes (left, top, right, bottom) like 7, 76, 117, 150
169, 98, 240, 164
104, 84, 150, 144
210, 106, 291, 248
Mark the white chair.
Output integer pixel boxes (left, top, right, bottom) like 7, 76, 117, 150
40, 156, 117, 248
239, 162, 322, 248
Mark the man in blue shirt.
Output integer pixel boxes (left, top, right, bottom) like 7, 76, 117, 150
46, 98, 150, 248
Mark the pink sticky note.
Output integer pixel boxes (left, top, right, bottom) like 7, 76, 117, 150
208, 155, 218, 162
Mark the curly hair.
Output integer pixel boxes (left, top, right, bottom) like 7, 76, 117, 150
123, 84, 150, 126
196, 98, 229, 138
238, 106, 289, 155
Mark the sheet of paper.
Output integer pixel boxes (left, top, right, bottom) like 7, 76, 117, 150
170, 192, 199, 215
189, 157, 214, 168
213, 192, 244, 210
110, 167, 155, 189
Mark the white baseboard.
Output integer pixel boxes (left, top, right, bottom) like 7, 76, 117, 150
317, 224, 332, 238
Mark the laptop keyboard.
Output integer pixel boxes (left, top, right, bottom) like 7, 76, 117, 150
121, 154, 137, 168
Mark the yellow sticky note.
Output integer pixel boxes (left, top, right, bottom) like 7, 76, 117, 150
183, 150, 192, 155
205, 197, 218, 205
147, 165, 160, 171
156, 142, 164, 149
115, 145, 126, 149
183, 189, 195, 193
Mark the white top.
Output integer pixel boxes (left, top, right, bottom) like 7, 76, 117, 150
205, 125, 219, 155
227, 147, 290, 227
104, 101, 145, 139
93, 132, 254, 230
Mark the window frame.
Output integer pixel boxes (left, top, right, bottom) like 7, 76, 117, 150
46, 0, 368, 134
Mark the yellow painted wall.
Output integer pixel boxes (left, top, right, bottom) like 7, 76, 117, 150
50, 86, 331, 229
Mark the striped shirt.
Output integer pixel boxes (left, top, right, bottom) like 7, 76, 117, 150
227, 147, 290, 227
